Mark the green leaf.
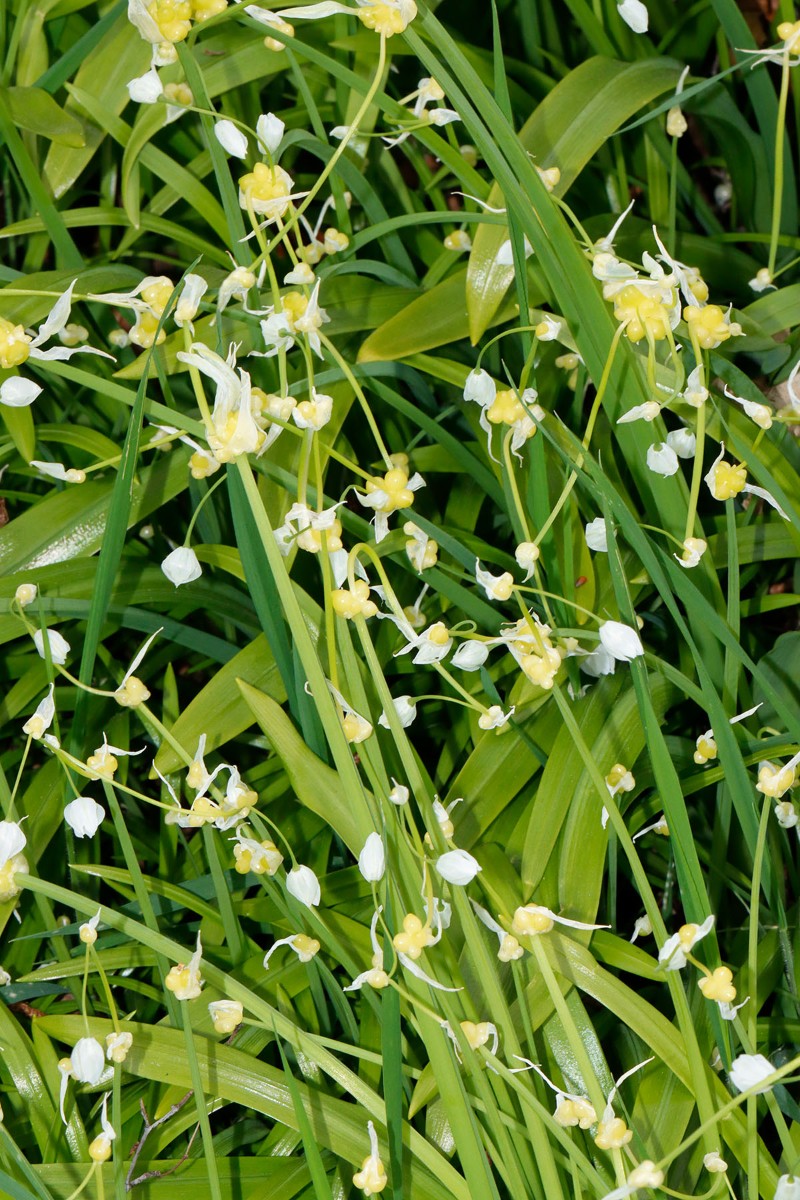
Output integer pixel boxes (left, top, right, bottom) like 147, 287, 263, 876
465, 56, 681, 342
358, 267, 526, 362
237, 680, 372, 855
0, 86, 84, 146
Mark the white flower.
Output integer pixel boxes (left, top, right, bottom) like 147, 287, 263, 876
585, 518, 608, 552
451, 641, 490, 671
214, 119, 248, 158
630, 914, 652, 942
127, 67, 163, 103
646, 442, 679, 476
291, 388, 333, 430
658, 914, 714, 969
64, 795, 105, 838
72, 1037, 105, 1084
0, 821, 27, 867
378, 695, 417, 728
15, 583, 38, 606
749, 268, 775, 293
174, 274, 208, 329
665, 428, 696, 458
514, 541, 540, 578
475, 560, 514, 602
30, 460, 86, 483
33, 627, 70, 665
617, 1, 648, 33
478, 705, 515, 730
675, 537, 707, 569
463, 368, 496, 408
723, 384, 773, 430
617, 401, 660, 424
775, 1176, 800, 1200
683, 365, 708, 408
286, 864, 321, 908
703, 1151, 728, 1174
729, 1052, 775, 1094
358, 832, 385, 882
388, 779, 409, 806
428, 107, 460, 127
256, 112, 284, 156
0, 377, 42, 407
161, 546, 203, 586
512, 904, 609, 936
19, 280, 111, 364
435, 849, 481, 886
598, 620, 644, 662
22, 684, 56, 740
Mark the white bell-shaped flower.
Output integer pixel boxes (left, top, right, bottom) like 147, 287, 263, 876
358, 832, 385, 882
435, 849, 481, 885
286, 864, 321, 908
598, 620, 644, 662
161, 546, 203, 586
64, 795, 105, 838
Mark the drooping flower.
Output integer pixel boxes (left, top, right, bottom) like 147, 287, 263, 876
358, 832, 386, 882
161, 545, 203, 586
658, 914, 714, 970
165, 933, 204, 1000
286, 864, 321, 908
435, 849, 481, 886
64, 795, 105, 839
598, 620, 644, 662
729, 1053, 775, 1094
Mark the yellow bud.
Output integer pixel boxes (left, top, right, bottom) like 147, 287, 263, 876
698, 966, 736, 1003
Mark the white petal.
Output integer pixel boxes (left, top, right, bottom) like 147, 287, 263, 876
451, 641, 490, 671
64, 795, 105, 838
161, 546, 203, 586
215, 119, 249, 158
0, 377, 42, 407
646, 442, 679, 476
435, 849, 481, 886
617, 1, 648, 34
256, 112, 285, 156
33, 628, 71, 665
598, 620, 644, 662
358, 832, 385, 883
286, 864, 320, 908
127, 68, 163, 104
585, 517, 608, 552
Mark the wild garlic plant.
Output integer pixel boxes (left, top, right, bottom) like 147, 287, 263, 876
0, 1, 799, 1199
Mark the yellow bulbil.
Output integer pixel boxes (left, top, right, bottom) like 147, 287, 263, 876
595, 1116, 633, 1150
694, 733, 717, 765
147, 0, 192, 42
366, 468, 415, 513
613, 285, 670, 343
0, 853, 28, 902
393, 913, 434, 960
554, 1097, 597, 1129
238, 162, 293, 218
0, 317, 32, 368
129, 311, 166, 349
684, 303, 741, 349
710, 460, 747, 501
487, 389, 525, 425
511, 905, 554, 936
358, 0, 417, 37
115, 676, 150, 708
698, 966, 736, 1003
191, 0, 227, 18
331, 580, 378, 620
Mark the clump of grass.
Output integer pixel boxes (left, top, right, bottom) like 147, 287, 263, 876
1, 2, 799, 1199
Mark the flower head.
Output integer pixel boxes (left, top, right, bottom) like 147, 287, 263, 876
353, 1121, 388, 1196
